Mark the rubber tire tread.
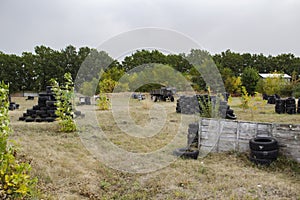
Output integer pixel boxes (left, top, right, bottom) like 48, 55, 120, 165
249, 137, 278, 151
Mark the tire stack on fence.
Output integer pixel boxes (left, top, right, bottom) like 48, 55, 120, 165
19, 86, 58, 122
275, 99, 286, 114
249, 137, 279, 165
285, 97, 296, 114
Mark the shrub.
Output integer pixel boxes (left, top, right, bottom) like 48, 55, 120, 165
0, 81, 38, 199
51, 73, 76, 132
239, 86, 267, 119
97, 93, 111, 110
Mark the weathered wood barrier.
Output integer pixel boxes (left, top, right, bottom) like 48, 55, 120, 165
198, 118, 300, 162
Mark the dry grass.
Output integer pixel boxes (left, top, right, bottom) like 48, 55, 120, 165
7, 96, 300, 199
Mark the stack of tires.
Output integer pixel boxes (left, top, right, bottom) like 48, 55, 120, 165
8, 96, 20, 111
176, 96, 200, 114
275, 99, 286, 114
267, 95, 277, 104
19, 86, 58, 122
9, 102, 20, 111
173, 123, 199, 159
285, 97, 296, 114
176, 94, 237, 120
249, 137, 279, 165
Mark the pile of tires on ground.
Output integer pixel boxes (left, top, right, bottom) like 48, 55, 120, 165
173, 122, 199, 159
8, 96, 20, 111
275, 97, 299, 114
176, 94, 236, 120
19, 86, 58, 122
263, 94, 280, 104
249, 137, 279, 165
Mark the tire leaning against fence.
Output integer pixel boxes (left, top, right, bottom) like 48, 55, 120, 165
173, 147, 199, 159
249, 137, 279, 165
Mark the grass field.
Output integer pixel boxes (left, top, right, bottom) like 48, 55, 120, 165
8, 95, 300, 199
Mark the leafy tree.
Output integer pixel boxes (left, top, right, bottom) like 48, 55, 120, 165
241, 67, 259, 95
122, 50, 167, 71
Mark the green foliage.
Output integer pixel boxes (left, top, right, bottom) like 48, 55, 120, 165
198, 88, 221, 118
51, 72, 76, 132
79, 77, 99, 96
239, 86, 251, 110
240, 86, 267, 119
97, 93, 111, 110
99, 78, 117, 93
220, 67, 242, 95
292, 83, 300, 98
241, 67, 259, 95
0, 81, 38, 199
258, 72, 286, 95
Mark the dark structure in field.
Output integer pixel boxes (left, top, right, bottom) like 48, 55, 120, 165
19, 86, 57, 122
176, 94, 236, 120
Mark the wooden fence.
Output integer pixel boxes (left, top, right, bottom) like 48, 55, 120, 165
198, 118, 300, 162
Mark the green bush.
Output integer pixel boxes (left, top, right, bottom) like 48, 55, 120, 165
51, 73, 76, 132
97, 93, 111, 110
0, 81, 38, 199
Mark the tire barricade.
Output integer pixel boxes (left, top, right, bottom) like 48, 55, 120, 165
19, 86, 58, 122
176, 94, 236, 120
275, 97, 298, 115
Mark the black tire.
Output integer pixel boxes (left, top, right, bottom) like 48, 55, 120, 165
46, 117, 55, 122
153, 96, 158, 102
46, 100, 56, 107
27, 109, 36, 115
249, 157, 273, 166
250, 149, 278, 160
25, 117, 34, 122
226, 113, 237, 120
173, 147, 199, 159
249, 137, 278, 151
35, 118, 43, 122
33, 105, 40, 110
19, 117, 25, 121
170, 96, 175, 102
36, 110, 46, 116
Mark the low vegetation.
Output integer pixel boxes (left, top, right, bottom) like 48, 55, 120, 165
0, 82, 38, 199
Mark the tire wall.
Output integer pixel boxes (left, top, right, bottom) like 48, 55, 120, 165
198, 118, 300, 163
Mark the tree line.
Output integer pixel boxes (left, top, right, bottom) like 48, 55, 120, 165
1, 45, 300, 95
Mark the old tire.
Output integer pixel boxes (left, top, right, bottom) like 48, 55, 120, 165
250, 149, 278, 160
173, 147, 199, 159
25, 117, 34, 122
249, 137, 278, 151
249, 157, 272, 166
170, 96, 175, 102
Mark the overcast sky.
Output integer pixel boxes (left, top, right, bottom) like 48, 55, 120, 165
1, 0, 300, 57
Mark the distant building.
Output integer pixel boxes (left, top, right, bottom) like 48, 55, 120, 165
259, 73, 291, 82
